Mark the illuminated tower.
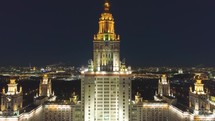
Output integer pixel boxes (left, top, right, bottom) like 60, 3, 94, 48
154, 75, 176, 104
189, 79, 210, 114
81, 1, 132, 121
39, 74, 53, 97
1, 79, 23, 116
157, 75, 170, 97
93, 0, 120, 72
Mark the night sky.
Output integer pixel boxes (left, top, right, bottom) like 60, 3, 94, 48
0, 0, 214, 67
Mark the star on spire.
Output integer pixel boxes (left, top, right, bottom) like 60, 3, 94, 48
104, 0, 110, 12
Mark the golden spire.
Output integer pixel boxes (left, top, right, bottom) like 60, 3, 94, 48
94, 0, 119, 41
104, 0, 110, 12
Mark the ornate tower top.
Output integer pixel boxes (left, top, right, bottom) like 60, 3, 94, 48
10, 79, 16, 84
42, 74, 49, 84
94, 0, 119, 41
193, 79, 205, 94
160, 74, 168, 84
6, 79, 22, 95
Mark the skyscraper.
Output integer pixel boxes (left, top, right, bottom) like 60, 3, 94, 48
81, 1, 132, 121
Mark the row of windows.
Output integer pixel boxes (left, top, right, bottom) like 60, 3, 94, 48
45, 109, 70, 111
95, 84, 119, 86
96, 91, 118, 93
95, 105, 119, 107
96, 78, 118, 80
96, 98, 119, 100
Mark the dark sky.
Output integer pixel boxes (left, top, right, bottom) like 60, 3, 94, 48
0, 0, 214, 67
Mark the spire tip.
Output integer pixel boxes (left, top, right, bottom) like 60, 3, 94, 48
104, 0, 110, 12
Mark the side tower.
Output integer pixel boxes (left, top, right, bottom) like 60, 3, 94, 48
154, 75, 176, 104
157, 74, 170, 97
35, 74, 55, 105
1, 79, 23, 116
154, 75, 171, 100
39, 74, 53, 97
81, 1, 132, 121
189, 79, 210, 114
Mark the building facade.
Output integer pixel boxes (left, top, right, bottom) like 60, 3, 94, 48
131, 78, 215, 121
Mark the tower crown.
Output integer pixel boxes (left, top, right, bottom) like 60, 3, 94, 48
194, 79, 205, 94
94, 0, 119, 41
10, 79, 16, 84
7, 79, 20, 95
44, 74, 48, 78
160, 74, 168, 84
42, 74, 49, 84
196, 79, 202, 84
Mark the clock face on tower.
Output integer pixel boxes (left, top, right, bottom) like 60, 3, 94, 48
6, 96, 11, 102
